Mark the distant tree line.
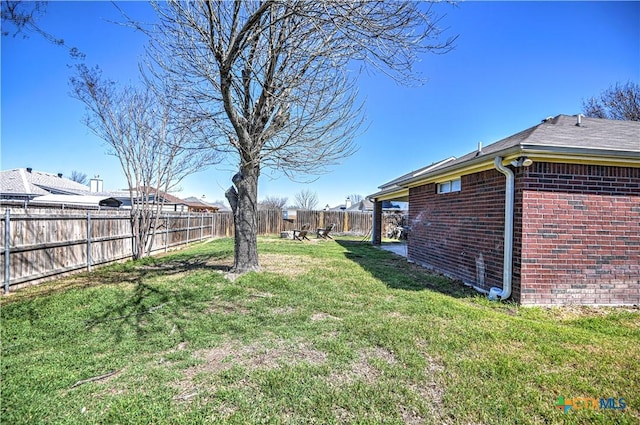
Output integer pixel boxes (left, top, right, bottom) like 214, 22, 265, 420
259, 191, 365, 211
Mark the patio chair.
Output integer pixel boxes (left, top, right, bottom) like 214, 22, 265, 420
316, 223, 335, 239
293, 224, 310, 241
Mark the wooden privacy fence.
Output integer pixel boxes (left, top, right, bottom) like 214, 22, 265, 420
294, 210, 373, 236
1, 208, 373, 292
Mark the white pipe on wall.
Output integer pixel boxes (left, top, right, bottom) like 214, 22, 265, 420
490, 156, 514, 301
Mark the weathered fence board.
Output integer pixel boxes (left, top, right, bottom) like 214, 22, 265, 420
1, 208, 376, 292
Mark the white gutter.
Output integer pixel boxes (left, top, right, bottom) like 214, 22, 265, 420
489, 156, 513, 301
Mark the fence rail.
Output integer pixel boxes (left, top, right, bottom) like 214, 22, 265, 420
1, 208, 377, 292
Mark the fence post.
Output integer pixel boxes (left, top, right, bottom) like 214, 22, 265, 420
165, 214, 169, 253
200, 214, 204, 241
4, 209, 10, 294
186, 212, 190, 245
86, 211, 92, 271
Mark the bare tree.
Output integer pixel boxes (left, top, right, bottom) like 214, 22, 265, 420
583, 82, 640, 121
71, 64, 218, 259
292, 189, 319, 211
143, 1, 455, 272
259, 196, 288, 210
70, 170, 88, 185
2, 0, 84, 58
347, 194, 364, 204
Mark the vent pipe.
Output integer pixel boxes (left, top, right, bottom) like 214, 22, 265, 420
576, 114, 583, 127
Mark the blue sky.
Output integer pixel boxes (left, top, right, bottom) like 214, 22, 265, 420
2, 1, 638, 208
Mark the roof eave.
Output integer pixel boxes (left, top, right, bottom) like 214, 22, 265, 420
376, 157, 457, 190
379, 145, 640, 193
368, 186, 409, 202
520, 144, 640, 161
398, 145, 524, 189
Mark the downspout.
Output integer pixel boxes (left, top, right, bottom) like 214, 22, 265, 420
489, 156, 513, 301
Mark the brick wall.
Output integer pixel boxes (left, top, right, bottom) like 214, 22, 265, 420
518, 163, 640, 305
407, 162, 639, 306
408, 169, 508, 294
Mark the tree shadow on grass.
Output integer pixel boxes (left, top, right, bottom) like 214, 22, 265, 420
83, 279, 203, 345
3, 250, 235, 346
336, 239, 477, 299
81, 250, 236, 344
3, 250, 233, 305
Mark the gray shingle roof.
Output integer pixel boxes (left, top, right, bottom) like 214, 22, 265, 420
443, 114, 639, 168
374, 115, 639, 194
1, 168, 90, 196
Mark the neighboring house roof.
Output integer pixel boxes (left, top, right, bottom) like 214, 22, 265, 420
209, 201, 230, 212
112, 187, 189, 207
185, 198, 230, 212
1, 169, 224, 211
1, 168, 90, 198
182, 196, 221, 212
183, 196, 207, 204
330, 199, 397, 211
370, 115, 640, 201
347, 199, 374, 212
116, 190, 221, 212
157, 191, 189, 206
325, 200, 371, 212
31, 194, 122, 208
330, 197, 372, 211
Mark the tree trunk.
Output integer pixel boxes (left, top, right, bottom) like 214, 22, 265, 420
225, 165, 261, 273
130, 210, 142, 260
130, 207, 154, 260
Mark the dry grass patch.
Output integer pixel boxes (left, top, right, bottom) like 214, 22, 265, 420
368, 346, 399, 365
258, 253, 328, 277
311, 312, 342, 321
191, 339, 327, 372
194, 251, 328, 280
540, 305, 640, 321
387, 311, 410, 320
205, 297, 250, 315
271, 306, 298, 315
247, 290, 274, 299
328, 347, 399, 387
172, 338, 327, 399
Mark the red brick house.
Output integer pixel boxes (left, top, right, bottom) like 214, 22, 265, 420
369, 115, 639, 305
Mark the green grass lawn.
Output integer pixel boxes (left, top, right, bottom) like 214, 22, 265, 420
2, 237, 638, 424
